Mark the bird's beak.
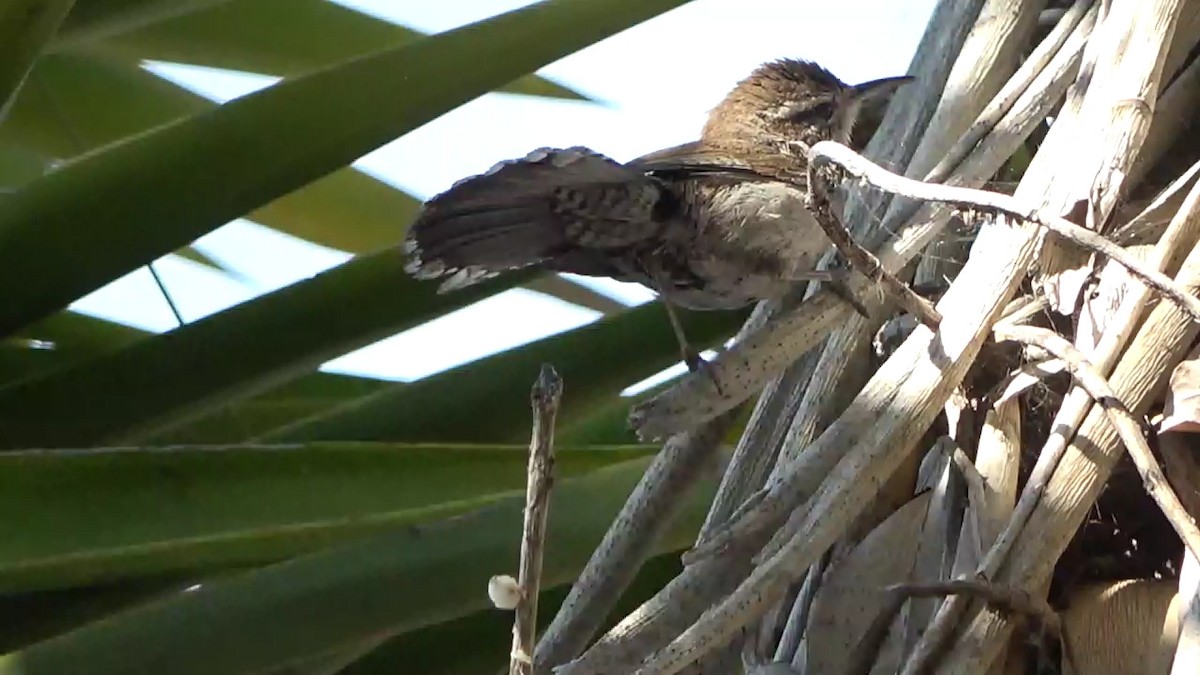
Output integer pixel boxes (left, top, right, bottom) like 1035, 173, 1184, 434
849, 75, 915, 103
838, 75, 913, 145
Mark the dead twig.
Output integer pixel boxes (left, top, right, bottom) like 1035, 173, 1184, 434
510, 364, 563, 675
806, 141, 1200, 324
993, 325, 1200, 561
848, 579, 1070, 675
805, 160, 945, 329
897, 580, 1069, 657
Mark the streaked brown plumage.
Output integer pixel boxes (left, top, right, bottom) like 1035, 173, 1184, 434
403, 59, 911, 367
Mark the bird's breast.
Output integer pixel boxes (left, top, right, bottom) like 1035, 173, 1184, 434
652, 179, 829, 308
689, 180, 822, 252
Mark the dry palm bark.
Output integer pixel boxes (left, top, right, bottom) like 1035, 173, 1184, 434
534, 0, 1200, 673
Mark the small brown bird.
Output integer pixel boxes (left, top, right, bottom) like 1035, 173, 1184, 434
404, 59, 911, 370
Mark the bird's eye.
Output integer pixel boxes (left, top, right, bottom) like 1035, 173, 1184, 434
809, 101, 836, 119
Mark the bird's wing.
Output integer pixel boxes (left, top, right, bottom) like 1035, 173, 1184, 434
629, 141, 766, 180
404, 146, 674, 292
631, 141, 805, 188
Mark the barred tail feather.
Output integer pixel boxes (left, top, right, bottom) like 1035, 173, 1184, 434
402, 146, 650, 291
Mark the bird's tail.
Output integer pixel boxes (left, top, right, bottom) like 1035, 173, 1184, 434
403, 146, 646, 292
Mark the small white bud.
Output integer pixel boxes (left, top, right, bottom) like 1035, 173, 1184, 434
488, 574, 521, 610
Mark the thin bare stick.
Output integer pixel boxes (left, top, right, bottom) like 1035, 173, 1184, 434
913, 580, 1047, 621
848, 577, 1068, 675
807, 141, 1200, 323
993, 325, 1200, 560
805, 166, 944, 329
891, 580, 1063, 642
510, 364, 563, 675
899, 579, 1076, 672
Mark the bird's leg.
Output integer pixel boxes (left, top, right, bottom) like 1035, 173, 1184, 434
660, 298, 726, 396
640, 252, 709, 372
793, 264, 871, 318
661, 297, 705, 372
639, 249, 725, 393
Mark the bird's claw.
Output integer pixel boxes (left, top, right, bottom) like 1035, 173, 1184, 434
685, 350, 725, 397
827, 276, 872, 319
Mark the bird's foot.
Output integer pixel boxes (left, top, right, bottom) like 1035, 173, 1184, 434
826, 273, 872, 319
685, 349, 725, 397
909, 280, 947, 300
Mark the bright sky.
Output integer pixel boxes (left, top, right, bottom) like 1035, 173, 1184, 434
68, 0, 936, 393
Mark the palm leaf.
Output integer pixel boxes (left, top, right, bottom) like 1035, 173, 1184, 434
0, 0, 687, 336
0, 454, 711, 675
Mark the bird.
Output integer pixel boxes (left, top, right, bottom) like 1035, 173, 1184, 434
403, 59, 912, 372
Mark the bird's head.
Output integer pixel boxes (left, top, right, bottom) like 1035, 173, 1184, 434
703, 59, 912, 151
